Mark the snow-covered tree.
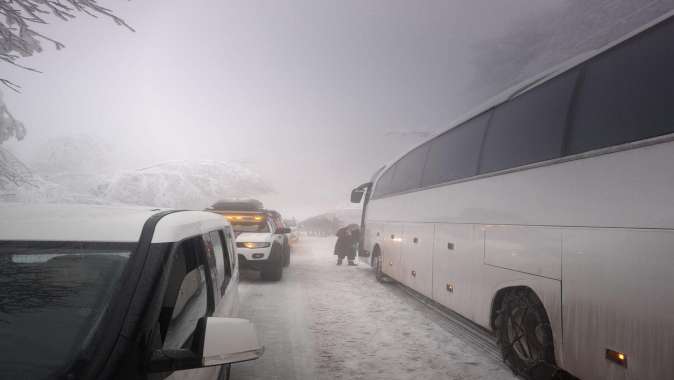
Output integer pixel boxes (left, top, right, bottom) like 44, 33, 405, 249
103, 161, 275, 210
0, 0, 130, 187
1, 0, 132, 89
471, 1, 674, 92
0, 91, 28, 187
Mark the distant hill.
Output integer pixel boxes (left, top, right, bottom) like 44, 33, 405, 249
299, 208, 361, 236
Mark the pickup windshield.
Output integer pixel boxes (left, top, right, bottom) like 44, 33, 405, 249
231, 221, 271, 234
0, 243, 133, 379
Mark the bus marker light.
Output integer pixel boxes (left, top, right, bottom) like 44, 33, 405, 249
411, 270, 416, 277
606, 349, 627, 367
446, 283, 454, 293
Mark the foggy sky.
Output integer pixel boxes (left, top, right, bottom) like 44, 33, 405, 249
4, 0, 673, 219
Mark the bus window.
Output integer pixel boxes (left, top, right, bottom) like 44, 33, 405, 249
421, 111, 490, 187
479, 70, 578, 174
372, 165, 396, 198
567, 18, 674, 155
388, 144, 430, 194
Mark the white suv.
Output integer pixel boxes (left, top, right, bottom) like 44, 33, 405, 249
0, 204, 263, 380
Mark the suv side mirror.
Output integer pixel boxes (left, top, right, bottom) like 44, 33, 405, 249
275, 227, 291, 234
147, 317, 263, 372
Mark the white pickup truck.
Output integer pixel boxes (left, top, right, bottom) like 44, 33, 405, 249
215, 211, 290, 281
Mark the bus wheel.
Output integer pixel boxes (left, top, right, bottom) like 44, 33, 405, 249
372, 252, 384, 282
496, 289, 557, 379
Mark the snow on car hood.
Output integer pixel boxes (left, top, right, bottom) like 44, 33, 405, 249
236, 232, 273, 243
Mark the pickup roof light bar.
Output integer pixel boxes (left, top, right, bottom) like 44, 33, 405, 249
223, 214, 266, 222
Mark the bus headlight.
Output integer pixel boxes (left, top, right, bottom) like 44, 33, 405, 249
237, 242, 271, 249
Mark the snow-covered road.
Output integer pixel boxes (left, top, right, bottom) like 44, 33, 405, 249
231, 237, 518, 380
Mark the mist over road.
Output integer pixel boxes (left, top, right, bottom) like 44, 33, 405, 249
232, 237, 516, 380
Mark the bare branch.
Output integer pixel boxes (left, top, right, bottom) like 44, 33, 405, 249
0, 79, 21, 92
0, 0, 133, 77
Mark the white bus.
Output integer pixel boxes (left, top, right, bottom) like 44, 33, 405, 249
351, 12, 674, 380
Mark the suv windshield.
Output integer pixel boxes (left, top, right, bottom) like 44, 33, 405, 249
0, 243, 133, 379
231, 221, 271, 234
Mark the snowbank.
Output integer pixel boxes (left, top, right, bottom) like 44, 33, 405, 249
102, 160, 273, 209
2, 142, 274, 209
0, 177, 105, 204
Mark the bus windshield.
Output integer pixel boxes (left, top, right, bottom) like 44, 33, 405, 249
0, 244, 132, 379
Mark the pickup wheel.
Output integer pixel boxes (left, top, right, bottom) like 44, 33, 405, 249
283, 243, 290, 267
261, 262, 283, 281
261, 249, 283, 281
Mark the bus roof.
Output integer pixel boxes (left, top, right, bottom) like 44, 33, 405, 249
375, 10, 674, 181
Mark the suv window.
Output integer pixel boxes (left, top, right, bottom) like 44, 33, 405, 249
223, 227, 237, 270
203, 230, 232, 297
422, 111, 490, 187
388, 144, 430, 194
0, 243, 132, 380
567, 19, 674, 155
479, 70, 579, 174
162, 238, 208, 350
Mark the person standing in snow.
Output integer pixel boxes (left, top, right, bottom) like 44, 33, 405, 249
347, 225, 360, 265
334, 227, 354, 265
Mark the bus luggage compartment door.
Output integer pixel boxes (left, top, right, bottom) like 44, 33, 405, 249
433, 224, 480, 319
381, 224, 403, 280
400, 223, 434, 298
483, 225, 562, 280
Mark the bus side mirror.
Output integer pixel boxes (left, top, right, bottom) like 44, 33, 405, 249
351, 182, 372, 203
351, 188, 365, 203
147, 318, 263, 372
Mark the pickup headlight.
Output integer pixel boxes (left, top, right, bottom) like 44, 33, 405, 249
237, 242, 271, 249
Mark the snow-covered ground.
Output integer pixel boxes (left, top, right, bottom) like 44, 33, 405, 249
233, 237, 517, 380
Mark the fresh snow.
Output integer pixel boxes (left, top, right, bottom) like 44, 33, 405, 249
233, 237, 517, 380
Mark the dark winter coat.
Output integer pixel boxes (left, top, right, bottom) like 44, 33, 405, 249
334, 228, 352, 258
